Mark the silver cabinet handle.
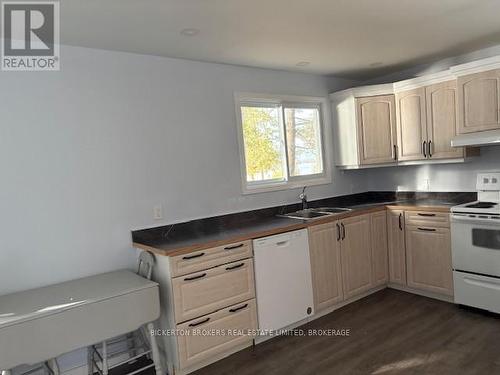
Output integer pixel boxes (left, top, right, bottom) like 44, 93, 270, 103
184, 272, 206, 281
224, 244, 244, 250
188, 317, 210, 327
182, 252, 205, 260
229, 303, 248, 313
418, 227, 436, 232
225, 263, 244, 271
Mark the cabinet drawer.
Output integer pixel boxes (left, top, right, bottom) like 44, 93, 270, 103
405, 211, 449, 228
172, 259, 255, 323
177, 299, 257, 370
170, 240, 253, 277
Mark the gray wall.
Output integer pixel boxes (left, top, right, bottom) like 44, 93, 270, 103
0, 45, 364, 296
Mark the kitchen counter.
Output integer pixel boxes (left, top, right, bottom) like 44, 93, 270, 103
132, 192, 474, 257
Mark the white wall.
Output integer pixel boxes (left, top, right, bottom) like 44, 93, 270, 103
0, 45, 364, 296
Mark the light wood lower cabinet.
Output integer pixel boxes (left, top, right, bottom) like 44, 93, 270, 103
386, 209, 406, 286
308, 222, 344, 312
405, 225, 453, 296
370, 211, 389, 286
340, 214, 373, 299
177, 299, 257, 370
172, 259, 255, 323
170, 240, 253, 277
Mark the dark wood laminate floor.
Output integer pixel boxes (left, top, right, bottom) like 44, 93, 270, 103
192, 289, 500, 375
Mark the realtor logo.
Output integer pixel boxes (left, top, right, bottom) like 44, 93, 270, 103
2, 1, 60, 70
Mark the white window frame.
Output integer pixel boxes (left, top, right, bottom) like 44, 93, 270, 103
235, 92, 332, 194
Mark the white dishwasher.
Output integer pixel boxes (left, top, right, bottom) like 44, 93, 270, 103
253, 229, 314, 333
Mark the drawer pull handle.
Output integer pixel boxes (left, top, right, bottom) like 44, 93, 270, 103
418, 227, 436, 232
188, 317, 210, 327
182, 252, 205, 260
229, 303, 248, 313
184, 272, 207, 281
225, 263, 244, 271
417, 213, 436, 217
224, 243, 244, 250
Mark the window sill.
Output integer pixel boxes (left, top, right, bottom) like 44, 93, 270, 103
242, 176, 332, 195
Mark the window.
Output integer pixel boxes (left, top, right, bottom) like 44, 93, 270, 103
235, 93, 330, 193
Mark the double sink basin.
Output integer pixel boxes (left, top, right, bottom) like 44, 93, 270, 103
280, 207, 352, 220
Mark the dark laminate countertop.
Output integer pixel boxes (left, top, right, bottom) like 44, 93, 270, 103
132, 192, 475, 257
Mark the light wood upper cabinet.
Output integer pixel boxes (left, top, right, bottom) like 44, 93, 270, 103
395, 81, 465, 161
340, 214, 373, 299
405, 225, 453, 296
425, 81, 464, 159
370, 211, 388, 287
386, 209, 406, 286
457, 69, 500, 134
356, 95, 397, 165
396, 87, 427, 161
308, 222, 344, 312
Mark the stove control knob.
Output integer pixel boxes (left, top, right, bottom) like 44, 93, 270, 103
484, 177, 490, 184
492, 177, 498, 184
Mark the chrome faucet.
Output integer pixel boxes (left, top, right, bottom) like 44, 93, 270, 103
299, 186, 308, 210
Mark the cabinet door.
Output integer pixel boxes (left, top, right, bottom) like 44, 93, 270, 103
405, 225, 453, 296
308, 222, 344, 312
457, 70, 500, 134
387, 209, 406, 285
425, 80, 464, 159
370, 211, 388, 286
395, 87, 427, 161
340, 214, 373, 299
356, 95, 397, 165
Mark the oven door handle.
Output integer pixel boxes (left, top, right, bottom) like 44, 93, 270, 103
463, 276, 500, 291
451, 214, 500, 226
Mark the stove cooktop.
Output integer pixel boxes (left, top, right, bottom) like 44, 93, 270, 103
451, 200, 500, 215
465, 202, 498, 209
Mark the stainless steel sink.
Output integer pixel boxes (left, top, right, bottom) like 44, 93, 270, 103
279, 207, 352, 220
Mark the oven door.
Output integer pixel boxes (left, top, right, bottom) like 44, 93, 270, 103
451, 214, 500, 278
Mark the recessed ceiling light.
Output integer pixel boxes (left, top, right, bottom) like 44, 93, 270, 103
296, 61, 310, 67
370, 62, 383, 67
180, 28, 200, 37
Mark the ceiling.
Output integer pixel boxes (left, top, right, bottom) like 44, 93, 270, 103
62, 0, 500, 79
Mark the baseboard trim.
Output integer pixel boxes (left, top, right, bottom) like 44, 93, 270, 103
388, 284, 454, 303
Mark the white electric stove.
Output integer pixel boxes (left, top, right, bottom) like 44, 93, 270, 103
451, 172, 500, 314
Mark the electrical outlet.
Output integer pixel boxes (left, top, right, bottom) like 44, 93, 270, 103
153, 204, 163, 220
